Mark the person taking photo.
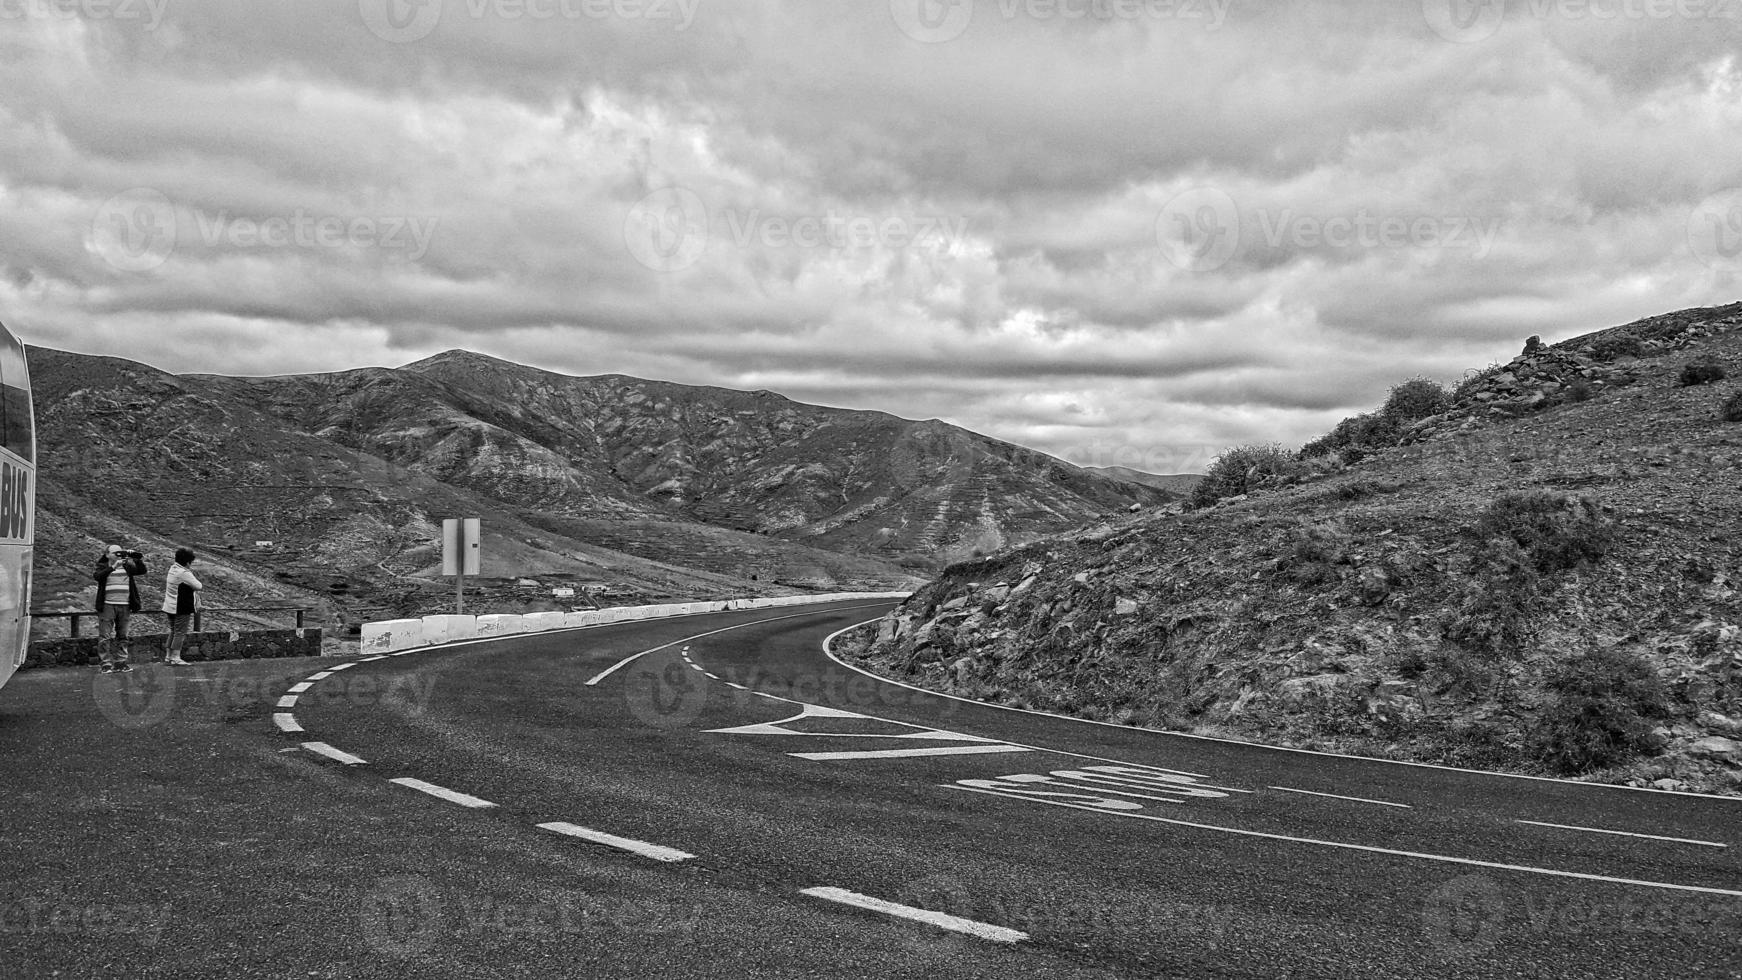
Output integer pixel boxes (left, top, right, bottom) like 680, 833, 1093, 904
94, 544, 146, 673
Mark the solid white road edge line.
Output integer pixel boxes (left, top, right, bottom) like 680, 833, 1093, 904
272, 713, 302, 733
390, 777, 497, 809
583, 602, 897, 687
820, 619, 1742, 802
1514, 819, 1727, 849
1269, 786, 1413, 809
536, 822, 695, 862
302, 742, 367, 766
947, 785, 1742, 897
800, 887, 1026, 943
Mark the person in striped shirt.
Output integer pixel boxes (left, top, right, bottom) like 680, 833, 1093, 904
94, 544, 146, 673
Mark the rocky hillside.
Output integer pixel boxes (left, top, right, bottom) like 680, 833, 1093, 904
848, 302, 1742, 794
25, 345, 1165, 627
27, 348, 828, 632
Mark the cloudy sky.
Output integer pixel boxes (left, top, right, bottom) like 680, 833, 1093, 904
2, 1, 1740, 474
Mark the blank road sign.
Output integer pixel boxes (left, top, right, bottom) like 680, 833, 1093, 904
442, 518, 481, 576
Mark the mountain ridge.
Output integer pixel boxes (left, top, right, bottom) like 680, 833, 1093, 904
24, 342, 1167, 632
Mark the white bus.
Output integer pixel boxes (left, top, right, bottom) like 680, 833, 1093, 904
0, 319, 33, 692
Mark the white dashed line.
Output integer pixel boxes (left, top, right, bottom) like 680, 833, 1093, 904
536, 822, 695, 862
287, 682, 312, 694
276, 695, 298, 709
389, 778, 497, 809
1270, 786, 1413, 809
583, 605, 893, 686
800, 887, 1026, 943
726, 683, 747, 690
273, 713, 303, 733
791, 745, 1033, 761
306, 671, 333, 681
361, 655, 388, 662
303, 742, 367, 766
1515, 819, 1727, 849
328, 663, 356, 672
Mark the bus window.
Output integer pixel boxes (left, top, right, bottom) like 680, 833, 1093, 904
0, 330, 30, 464
0, 385, 30, 464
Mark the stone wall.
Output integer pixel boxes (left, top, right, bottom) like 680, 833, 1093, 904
26, 628, 324, 669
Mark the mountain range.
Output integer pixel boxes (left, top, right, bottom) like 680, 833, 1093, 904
25, 345, 1170, 628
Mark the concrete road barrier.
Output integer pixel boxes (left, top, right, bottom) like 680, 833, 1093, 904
524, 611, 566, 632
476, 614, 524, 637
359, 619, 424, 654
365, 592, 913, 652
421, 615, 476, 646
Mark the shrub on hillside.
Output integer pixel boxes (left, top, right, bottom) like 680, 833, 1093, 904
1276, 521, 1351, 585
1443, 537, 1541, 662
1452, 363, 1505, 402
1444, 493, 1613, 662
1299, 412, 1403, 462
1679, 360, 1727, 386
1566, 378, 1594, 403
1533, 647, 1669, 774
1190, 444, 1301, 507
1470, 492, 1614, 576
1590, 334, 1644, 361
1723, 390, 1742, 423
1296, 377, 1450, 464
1381, 377, 1451, 425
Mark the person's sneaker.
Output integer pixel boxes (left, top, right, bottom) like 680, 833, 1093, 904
115, 664, 133, 673
99, 664, 115, 673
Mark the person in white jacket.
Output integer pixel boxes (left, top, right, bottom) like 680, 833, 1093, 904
160, 547, 203, 666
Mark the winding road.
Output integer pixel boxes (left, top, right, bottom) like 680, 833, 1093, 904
277, 599, 1742, 978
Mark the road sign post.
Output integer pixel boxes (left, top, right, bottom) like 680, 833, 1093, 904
442, 518, 482, 614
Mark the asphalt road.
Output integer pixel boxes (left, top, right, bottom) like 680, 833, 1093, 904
5, 599, 1740, 978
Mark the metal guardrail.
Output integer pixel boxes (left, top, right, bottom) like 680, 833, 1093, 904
29, 605, 314, 637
